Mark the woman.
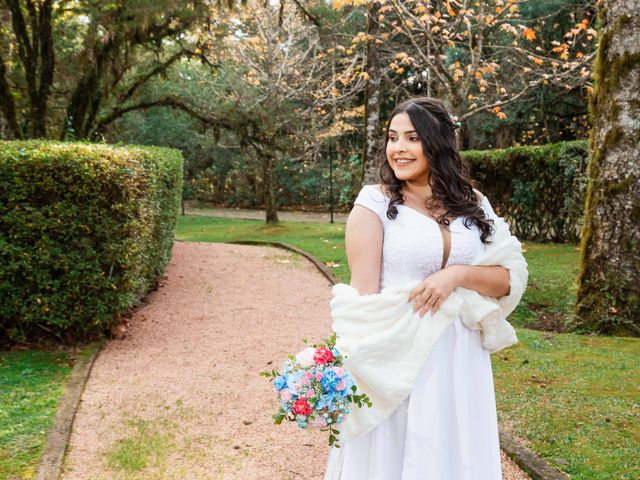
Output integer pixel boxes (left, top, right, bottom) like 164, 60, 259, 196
324, 97, 524, 479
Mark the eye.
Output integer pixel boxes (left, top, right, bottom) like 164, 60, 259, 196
388, 135, 398, 142
409, 136, 420, 142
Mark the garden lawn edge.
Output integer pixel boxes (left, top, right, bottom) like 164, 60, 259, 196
500, 432, 569, 480
35, 342, 104, 480
237, 239, 568, 480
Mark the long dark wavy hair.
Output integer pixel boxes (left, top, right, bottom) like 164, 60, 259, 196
379, 97, 494, 242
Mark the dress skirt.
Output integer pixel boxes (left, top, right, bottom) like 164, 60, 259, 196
323, 317, 502, 480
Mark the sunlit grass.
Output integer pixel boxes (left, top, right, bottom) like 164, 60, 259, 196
107, 417, 175, 477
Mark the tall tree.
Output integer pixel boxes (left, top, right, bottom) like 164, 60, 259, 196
575, 0, 640, 335
200, 1, 325, 223
1, 0, 54, 138
361, 0, 383, 185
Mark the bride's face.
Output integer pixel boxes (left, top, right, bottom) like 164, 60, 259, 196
386, 112, 429, 184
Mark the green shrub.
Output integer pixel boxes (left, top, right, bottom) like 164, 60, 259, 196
0, 141, 183, 344
463, 140, 589, 242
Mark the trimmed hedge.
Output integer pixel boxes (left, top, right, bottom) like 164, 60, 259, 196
463, 140, 589, 242
0, 141, 183, 344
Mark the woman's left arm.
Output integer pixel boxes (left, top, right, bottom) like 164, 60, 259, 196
409, 265, 510, 317
450, 264, 510, 298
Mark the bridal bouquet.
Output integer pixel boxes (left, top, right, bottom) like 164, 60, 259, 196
261, 333, 372, 447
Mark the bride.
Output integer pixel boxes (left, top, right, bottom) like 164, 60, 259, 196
323, 97, 526, 479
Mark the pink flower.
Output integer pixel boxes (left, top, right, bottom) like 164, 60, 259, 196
302, 372, 313, 385
280, 389, 292, 401
292, 398, 313, 416
337, 380, 345, 391
333, 367, 345, 377
314, 347, 334, 365
315, 372, 323, 381
306, 389, 316, 398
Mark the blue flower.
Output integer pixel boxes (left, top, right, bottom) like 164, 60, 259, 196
286, 371, 302, 394
273, 375, 287, 391
296, 414, 308, 429
321, 370, 340, 394
342, 373, 355, 392
315, 391, 338, 411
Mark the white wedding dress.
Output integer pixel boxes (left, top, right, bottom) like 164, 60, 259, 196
323, 185, 502, 480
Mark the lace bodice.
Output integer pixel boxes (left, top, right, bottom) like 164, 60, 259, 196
354, 185, 499, 291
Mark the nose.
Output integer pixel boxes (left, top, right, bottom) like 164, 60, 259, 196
391, 138, 408, 153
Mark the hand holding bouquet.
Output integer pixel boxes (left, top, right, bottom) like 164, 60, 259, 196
261, 333, 372, 447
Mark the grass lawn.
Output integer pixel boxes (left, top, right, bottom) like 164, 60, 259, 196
177, 214, 640, 480
0, 350, 73, 479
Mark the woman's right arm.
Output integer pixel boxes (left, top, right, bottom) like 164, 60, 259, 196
345, 205, 383, 295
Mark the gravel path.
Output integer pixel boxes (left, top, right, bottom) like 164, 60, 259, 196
61, 241, 529, 479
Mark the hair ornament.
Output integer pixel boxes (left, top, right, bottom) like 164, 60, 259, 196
449, 113, 462, 129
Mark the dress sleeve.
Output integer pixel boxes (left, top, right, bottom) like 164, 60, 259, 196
479, 195, 500, 223
354, 185, 389, 219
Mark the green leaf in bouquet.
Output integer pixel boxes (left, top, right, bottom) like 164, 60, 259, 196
273, 413, 285, 425
259, 369, 278, 378
323, 331, 338, 348
328, 426, 342, 448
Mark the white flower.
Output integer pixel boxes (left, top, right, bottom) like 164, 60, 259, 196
295, 347, 317, 368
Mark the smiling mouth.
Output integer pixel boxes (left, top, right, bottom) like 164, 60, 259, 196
394, 158, 415, 165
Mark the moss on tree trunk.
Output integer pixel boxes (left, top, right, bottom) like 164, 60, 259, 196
575, 0, 640, 335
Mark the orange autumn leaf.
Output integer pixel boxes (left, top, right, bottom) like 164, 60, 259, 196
523, 28, 536, 41
552, 43, 568, 54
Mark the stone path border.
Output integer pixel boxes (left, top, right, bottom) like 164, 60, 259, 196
35, 241, 567, 480
500, 432, 569, 480
35, 342, 103, 480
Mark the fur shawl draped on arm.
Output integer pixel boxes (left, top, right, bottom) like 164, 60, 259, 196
331, 213, 528, 441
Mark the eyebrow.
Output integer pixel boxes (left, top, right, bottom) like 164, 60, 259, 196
388, 129, 417, 134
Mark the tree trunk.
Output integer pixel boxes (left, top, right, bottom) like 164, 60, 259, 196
262, 153, 279, 224
575, 0, 640, 335
0, 54, 22, 139
6, 0, 55, 138
361, 1, 383, 187
62, 36, 117, 140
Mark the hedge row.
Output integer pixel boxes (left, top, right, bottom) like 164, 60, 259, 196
0, 141, 183, 344
463, 140, 589, 242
